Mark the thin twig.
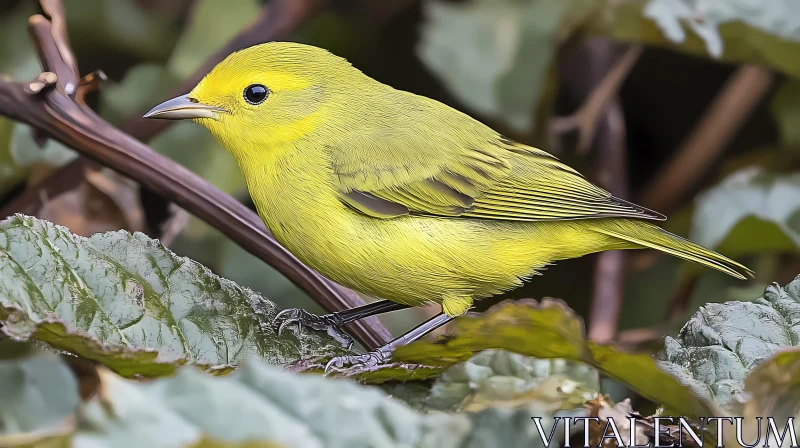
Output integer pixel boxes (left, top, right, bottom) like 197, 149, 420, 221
75, 70, 107, 105
640, 66, 773, 213
0, 0, 391, 350
550, 44, 642, 154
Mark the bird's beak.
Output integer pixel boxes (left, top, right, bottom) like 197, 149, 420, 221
143, 94, 226, 120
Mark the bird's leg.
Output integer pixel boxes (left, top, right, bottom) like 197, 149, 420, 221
325, 312, 454, 372
274, 300, 410, 348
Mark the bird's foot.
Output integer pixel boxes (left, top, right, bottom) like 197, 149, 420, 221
274, 308, 354, 349
324, 347, 391, 373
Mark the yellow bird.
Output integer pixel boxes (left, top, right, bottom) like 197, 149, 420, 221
145, 42, 753, 369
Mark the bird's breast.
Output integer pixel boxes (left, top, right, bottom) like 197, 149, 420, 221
239, 149, 359, 271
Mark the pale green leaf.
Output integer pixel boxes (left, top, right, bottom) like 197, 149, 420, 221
736, 348, 800, 444
597, 0, 800, 77
771, 79, 800, 146
0, 348, 77, 443
100, 64, 176, 126
690, 168, 800, 255
64, 0, 178, 61
0, 2, 75, 195
167, 0, 261, 79
425, 350, 598, 412
0, 352, 593, 447
418, 0, 573, 131
658, 274, 800, 411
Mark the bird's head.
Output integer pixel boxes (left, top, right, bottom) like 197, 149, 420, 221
144, 42, 367, 151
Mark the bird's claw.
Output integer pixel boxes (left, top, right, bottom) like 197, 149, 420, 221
324, 349, 390, 374
273, 308, 354, 349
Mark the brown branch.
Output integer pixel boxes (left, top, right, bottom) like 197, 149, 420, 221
559, 38, 631, 343
0, 0, 391, 350
589, 99, 628, 343
639, 66, 773, 213
40, 0, 79, 88
28, 14, 78, 96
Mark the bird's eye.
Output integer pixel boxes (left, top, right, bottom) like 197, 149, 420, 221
243, 84, 269, 105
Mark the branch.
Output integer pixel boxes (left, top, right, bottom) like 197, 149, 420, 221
589, 93, 628, 343
0, 0, 392, 350
639, 65, 773, 213
558, 38, 631, 343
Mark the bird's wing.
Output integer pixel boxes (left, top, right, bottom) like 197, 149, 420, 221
330, 132, 663, 222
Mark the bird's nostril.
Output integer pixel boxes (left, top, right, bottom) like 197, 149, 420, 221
187, 97, 199, 103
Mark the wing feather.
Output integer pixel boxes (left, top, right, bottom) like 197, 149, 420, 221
332, 138, 664, 221
326, 95, 663, 222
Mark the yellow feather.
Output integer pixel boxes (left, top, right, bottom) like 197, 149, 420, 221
173, 42, 752, 317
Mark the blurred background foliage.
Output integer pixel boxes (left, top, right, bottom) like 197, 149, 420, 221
1, 0, 800, 344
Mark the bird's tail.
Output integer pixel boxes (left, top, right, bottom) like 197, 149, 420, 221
594, 220, 754, 280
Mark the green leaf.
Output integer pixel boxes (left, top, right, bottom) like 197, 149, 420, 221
417, 0, 579, 132
690, 168, 800, 256
9, 124, 77, 170
69, 359, 472, 447
0, 347, 77, 445
596, 0, 800, 77
167, 0, 261, 79
0, 215, 350, 377
0, 350, 602, 447
657, 274, 800, 412
771, 79, 800, 147
392, 299, 715, 418
151, 126, 246, 197
143, 215, 322, 319
425, 350, 598, 412
736, 348, 800, 444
